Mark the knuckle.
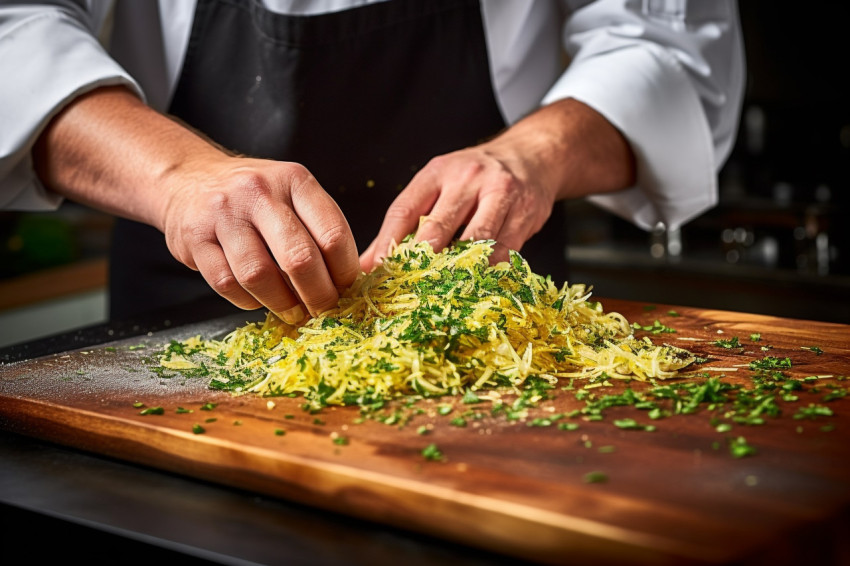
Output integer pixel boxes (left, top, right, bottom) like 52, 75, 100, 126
315, 222, 349, 252
203, 190, 232, 215
279, 240, 320, 275
383, 201, 418, 223
460, 160, 486, 181
486, 169, 517, 195
187, 222, 214, 247
422, 215, 454, 235
235, 259, 275, 288
231, 170, 271, 195
208, 271, 242, 296
285, 164, 319, 197
470, 225, 499, 242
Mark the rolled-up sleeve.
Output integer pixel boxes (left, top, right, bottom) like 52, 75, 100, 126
544, 0, 745, 230
0, 1, 143, 210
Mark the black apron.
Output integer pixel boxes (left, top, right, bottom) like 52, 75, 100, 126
109, 0, 567, 319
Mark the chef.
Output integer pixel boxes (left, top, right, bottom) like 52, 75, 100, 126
0, 0, 744, 324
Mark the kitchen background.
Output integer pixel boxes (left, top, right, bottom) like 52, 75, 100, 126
1, 1, 848, 347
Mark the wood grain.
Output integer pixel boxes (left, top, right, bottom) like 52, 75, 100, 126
1, 299, 849, 565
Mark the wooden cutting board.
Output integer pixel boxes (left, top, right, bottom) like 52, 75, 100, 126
1, 299, 848, 565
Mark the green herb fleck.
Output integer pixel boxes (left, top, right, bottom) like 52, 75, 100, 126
713, 336, 742, 349
583, 471, 608, 484
422, 443, 444, 461
749, 356, 792, 371
632, 320, 676, 334
462, 389, 481, 404
794, 404, 833, 420
729, 436, 756, 458
139, 406, 164, 416
613, 418, 655, 431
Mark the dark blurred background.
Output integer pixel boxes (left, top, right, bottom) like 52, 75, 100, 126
1, 0, 848, 348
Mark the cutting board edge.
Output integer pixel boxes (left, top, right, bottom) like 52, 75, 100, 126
0, 395, 735, 566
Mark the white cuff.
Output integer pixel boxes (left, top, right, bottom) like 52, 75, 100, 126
543, 44, 716, 231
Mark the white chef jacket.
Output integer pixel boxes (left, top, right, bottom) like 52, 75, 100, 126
0, 0, 744, 231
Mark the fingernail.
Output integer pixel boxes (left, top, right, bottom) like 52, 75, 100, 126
280, 304, 305, 325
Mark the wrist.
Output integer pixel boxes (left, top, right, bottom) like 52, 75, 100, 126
488, 98, 636, 201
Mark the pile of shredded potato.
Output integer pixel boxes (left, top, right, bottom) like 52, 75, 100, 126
161, 238, 695, 410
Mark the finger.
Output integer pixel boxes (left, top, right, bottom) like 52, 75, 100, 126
369, 170, 441, 264
253, 200, 341, 317
490, 204, 546, 265
457, 189, 512, 245
288, 175, 360, 290
413, 183, 479, 253
192, 241, 264, 311
215, 223, 306, 322
359, 238, 378, 273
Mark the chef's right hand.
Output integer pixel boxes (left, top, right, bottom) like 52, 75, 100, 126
160, 156, 360, 324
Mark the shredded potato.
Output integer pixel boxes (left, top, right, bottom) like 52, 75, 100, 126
161, 239, 695, 410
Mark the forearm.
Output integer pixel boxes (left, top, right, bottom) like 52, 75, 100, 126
486, 97, 636, 202
32, 85, 226, 230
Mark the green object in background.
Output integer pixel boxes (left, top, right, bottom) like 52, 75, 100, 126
0, 213, 78, 277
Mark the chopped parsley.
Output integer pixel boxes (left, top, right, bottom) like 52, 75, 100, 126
139, 407, 164, 416
583, 471, 608, 484
713, 337, 742, 349
421, 443, 444, 461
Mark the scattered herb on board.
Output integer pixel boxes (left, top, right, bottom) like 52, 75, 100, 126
192, 424, 205, 434
422, 443, 444, 462
713, 336, 742, 349
794, 404, 834, 420
728, 437, 757, 458
632, 320, 676, 334
143, 238, 846, 463
583, 471, 608, 484
139, 407, 164, 416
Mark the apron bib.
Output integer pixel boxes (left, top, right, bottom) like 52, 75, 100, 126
110, 0, 567, 318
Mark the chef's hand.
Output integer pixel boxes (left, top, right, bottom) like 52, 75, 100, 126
360, 144, 556, 269
360, 98, 636, 271
33, 86, 360, 323
161, 157, 360, 323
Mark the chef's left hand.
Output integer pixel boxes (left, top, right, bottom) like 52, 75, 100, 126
360, 98, 636, 272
